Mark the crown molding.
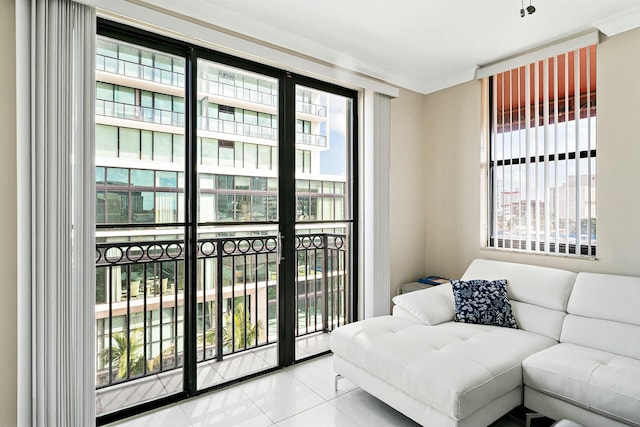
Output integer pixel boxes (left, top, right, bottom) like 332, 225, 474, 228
594, 6, 640, 36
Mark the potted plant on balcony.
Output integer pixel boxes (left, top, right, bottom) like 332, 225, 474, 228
129, 272, 141, 298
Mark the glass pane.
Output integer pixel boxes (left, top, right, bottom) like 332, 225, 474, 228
141, 131, 153, 160
95, 36, 186, 417
257, 146, 271, 170
119, 128, 140, 159
294, 85, 353, 361
96, 167, 105, 184
219, 143, 234, 167
244, 143, 257, 169
196, 58, 279, 390
107, 168, 129, 186
201, 138, 218, 166
154, 132, 173, 162
199, 193, 216, 222
132, 191, 155, 222
96, 125, 118, 158
96, 191, 105, 224
97, 82, 114, 101
114, 86, 135, 105
173, 135, 185, 164
156, 192, 177, 222
105, 191, 129, 223
156, 171, 177, 188
131, 169, 154, 187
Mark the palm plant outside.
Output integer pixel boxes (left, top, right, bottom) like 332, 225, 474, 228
105, 303, 263, 379
102, 328, 145, 379
201, 302, 263, 353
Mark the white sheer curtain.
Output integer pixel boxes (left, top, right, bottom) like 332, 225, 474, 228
361, 90, 391, 318
17, 0, 96, 425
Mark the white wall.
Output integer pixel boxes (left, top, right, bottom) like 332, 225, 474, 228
0, 0, 17, 425
422, 26, 640, 279
389, 89, 427, 297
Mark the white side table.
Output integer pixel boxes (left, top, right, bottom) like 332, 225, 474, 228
397, 282, 434, 295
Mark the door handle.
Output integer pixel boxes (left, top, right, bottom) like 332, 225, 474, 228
277, 232, 284, 265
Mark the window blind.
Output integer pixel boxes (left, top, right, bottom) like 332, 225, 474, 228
488, 45, 596, 256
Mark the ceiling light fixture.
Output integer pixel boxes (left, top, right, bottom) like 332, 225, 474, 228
521, 0, 536, 17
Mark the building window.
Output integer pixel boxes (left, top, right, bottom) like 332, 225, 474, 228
488, 45, 596, 256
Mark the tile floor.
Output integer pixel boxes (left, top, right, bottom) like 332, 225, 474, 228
99, 333, 332, 416
107, 354, 554, 427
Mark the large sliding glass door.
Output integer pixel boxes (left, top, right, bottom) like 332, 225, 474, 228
293, 84, 356, 360
94, 34, 188, 415
94, 20, 357, 424
194, 57, 281, 390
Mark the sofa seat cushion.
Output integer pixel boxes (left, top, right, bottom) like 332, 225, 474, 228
523, 343, 640, 426
331, 316, 556, 420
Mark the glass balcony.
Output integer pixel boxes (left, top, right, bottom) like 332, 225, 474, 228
198, 116, 277, 141
96, 99, 185, 128
296, 100, 327, 118
97, 53, 185, 88
201, 79, 277, 108
296, 132, 327, 148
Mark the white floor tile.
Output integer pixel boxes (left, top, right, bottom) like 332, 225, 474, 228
286, 355, 356, 400
239, 370, 325, 423
329, 389, 421, 427
196, 361, 225, 389
109, 349, 535, 427
109, 404, 191, 427
158, 363, 226, 393
276, 402, 358, 427
253, 345, 278, 365
212, 351, 273, 380
295, 333, 331, 359
180, 386, 272, 427
98, 375, 169, 416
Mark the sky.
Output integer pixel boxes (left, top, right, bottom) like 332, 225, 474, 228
319, 94, 348, 176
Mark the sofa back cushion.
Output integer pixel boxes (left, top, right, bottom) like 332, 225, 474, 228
461, 259, 576, 340
561, 272, 640, 358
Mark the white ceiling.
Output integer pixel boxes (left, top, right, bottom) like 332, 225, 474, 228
137, 0, 640, 94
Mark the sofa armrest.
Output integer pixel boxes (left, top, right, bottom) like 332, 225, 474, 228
391, 283, 455, 326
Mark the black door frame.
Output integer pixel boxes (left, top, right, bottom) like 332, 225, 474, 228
96, 18, 358, 425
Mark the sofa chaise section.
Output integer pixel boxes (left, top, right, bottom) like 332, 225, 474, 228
332, 318, 556, 424
331, 259, 577, 427
523, 272, 640, 427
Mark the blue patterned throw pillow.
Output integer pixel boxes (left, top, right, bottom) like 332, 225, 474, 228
450, 279, 518, 328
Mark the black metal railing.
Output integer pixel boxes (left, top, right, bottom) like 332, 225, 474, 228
95, 233, 348, 388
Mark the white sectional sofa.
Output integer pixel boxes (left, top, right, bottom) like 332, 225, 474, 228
331, 259, 640, 427
523, 272, 640, 427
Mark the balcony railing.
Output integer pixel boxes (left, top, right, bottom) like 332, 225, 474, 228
201, 80, 277, 108
296, 132, 327, 148
95, 100, 327, 147
96, 55, 327, 121
97, 53, 185, 88
96, 99, 185, 128
95, 233, 348, 389
296, 100, 327, 117
198, 116, 277, 141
